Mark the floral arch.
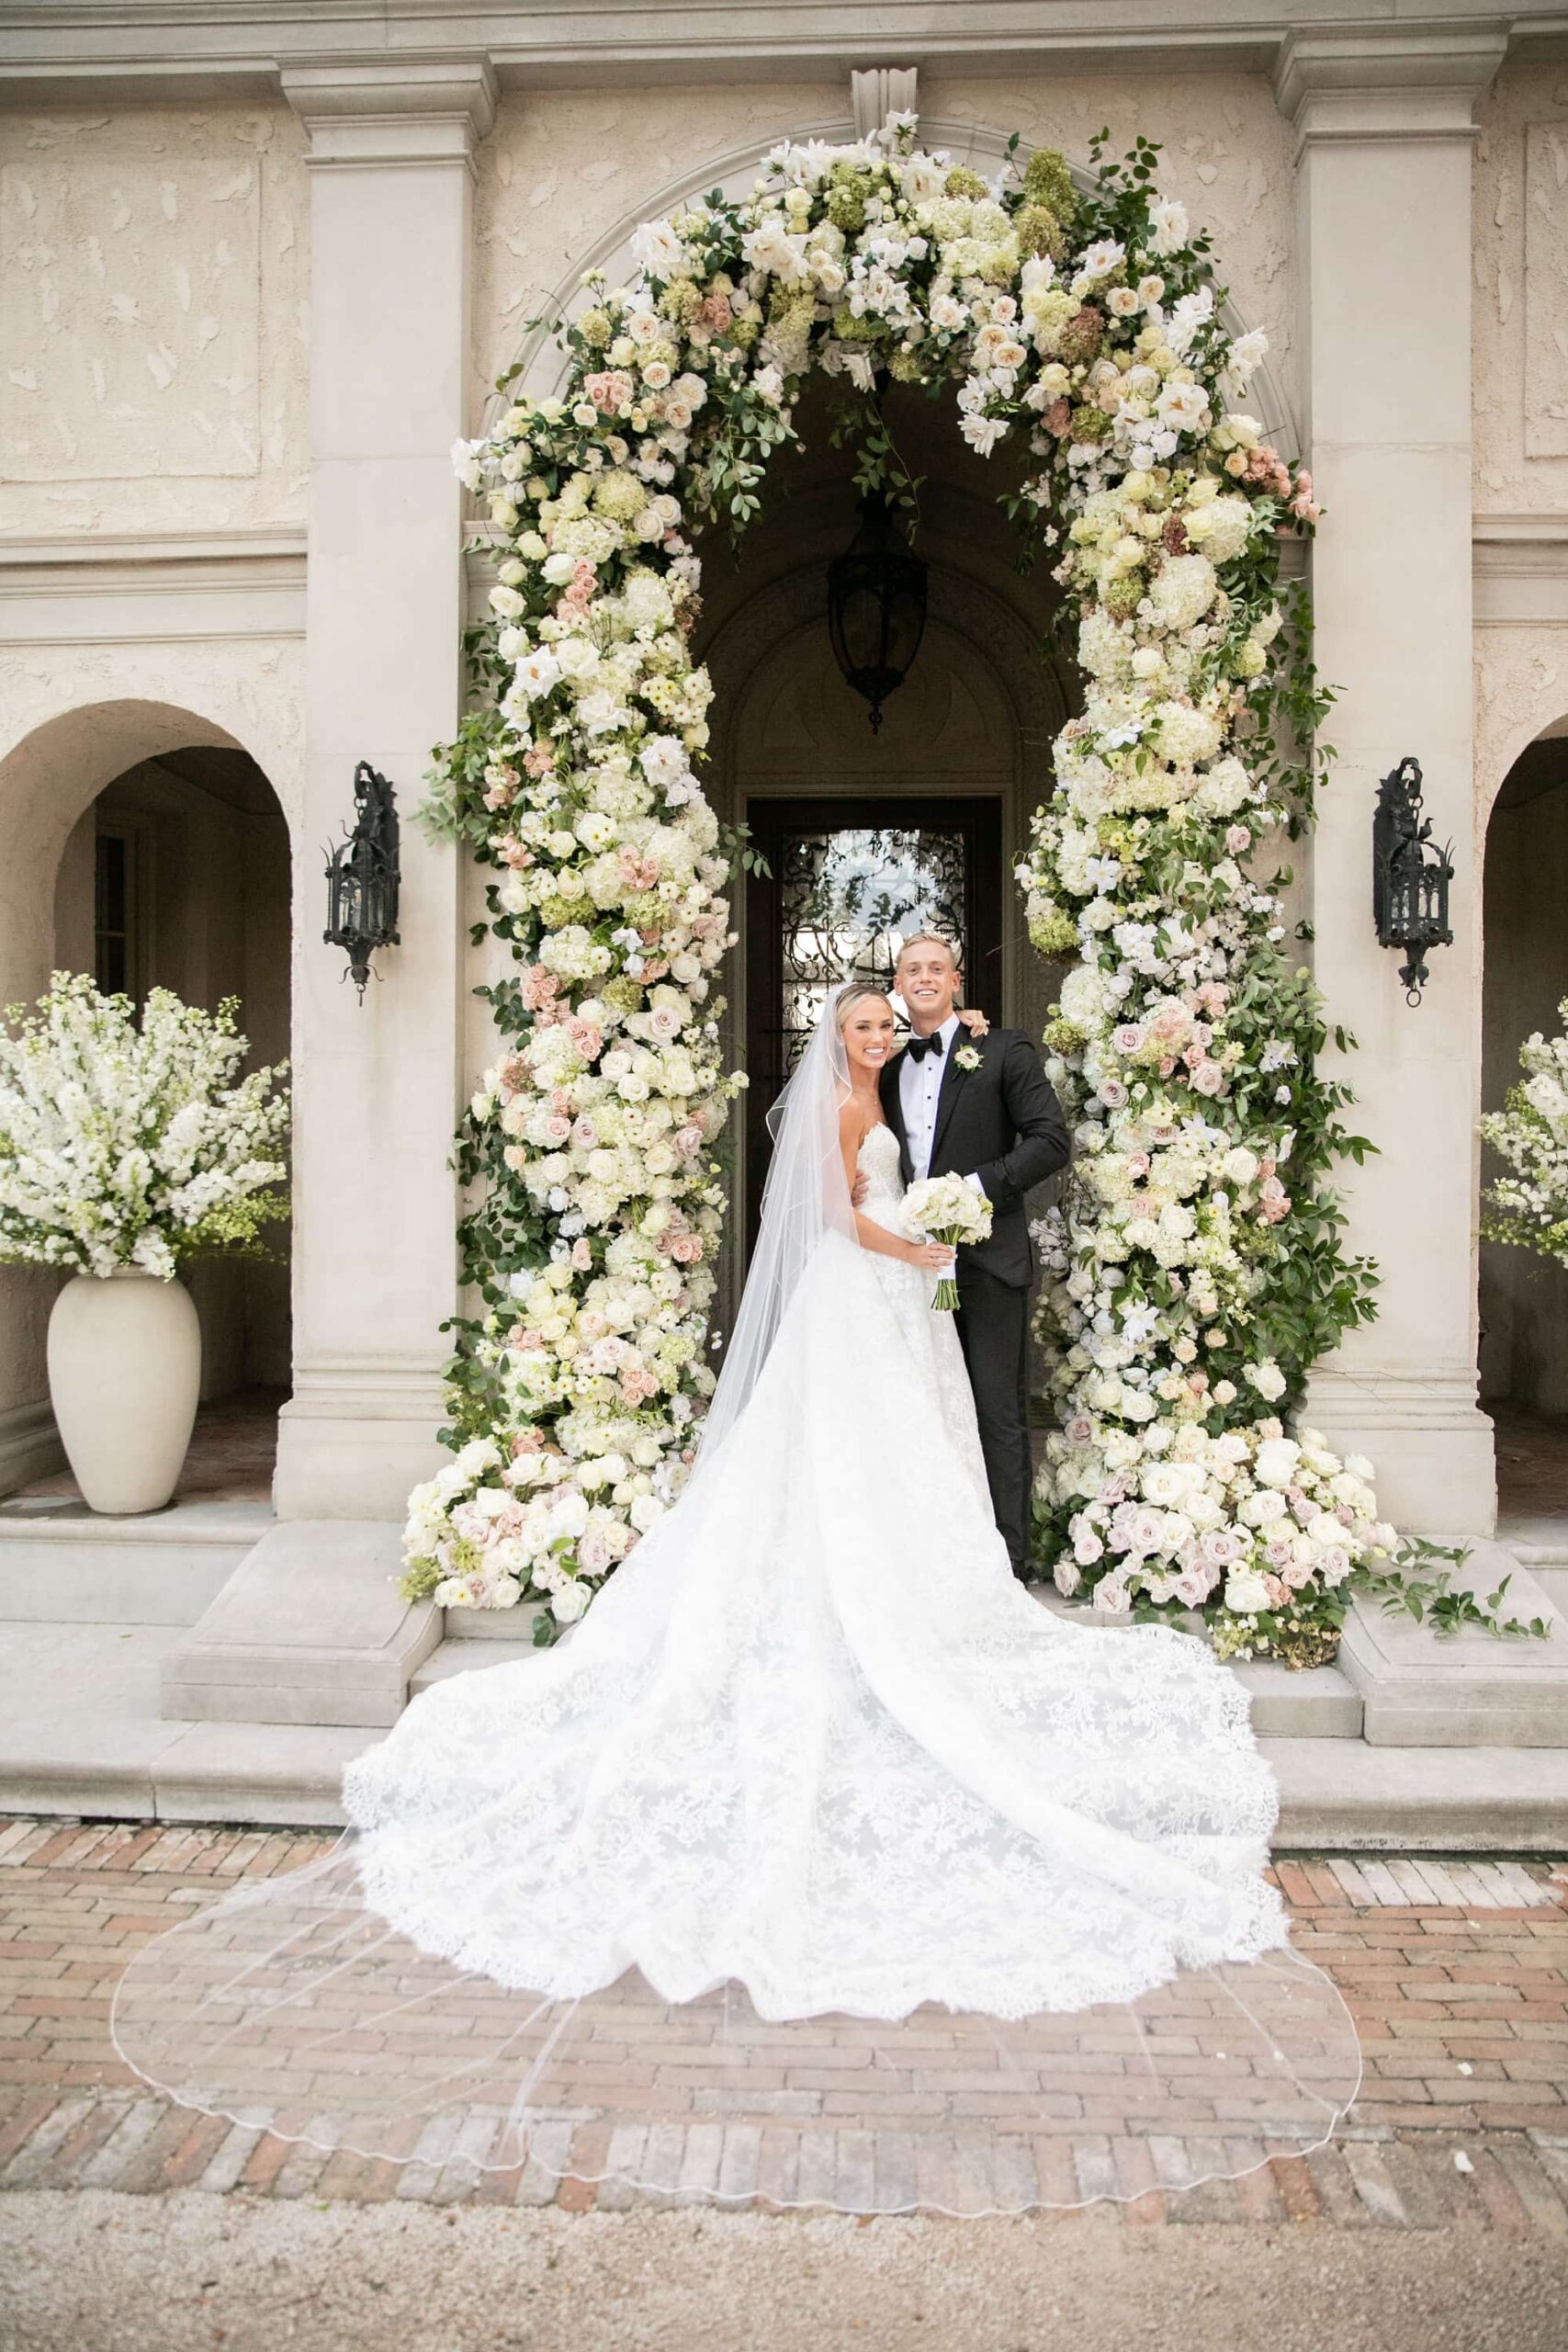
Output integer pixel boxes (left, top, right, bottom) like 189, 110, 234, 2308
412, 117, 1396, 1668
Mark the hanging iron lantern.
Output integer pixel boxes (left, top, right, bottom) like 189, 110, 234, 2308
1372, 754, 1453, 1007
324, 762, 400, 1000
827, 493, 928, 732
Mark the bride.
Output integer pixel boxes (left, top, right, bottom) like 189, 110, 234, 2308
114, 983, 1359, 2214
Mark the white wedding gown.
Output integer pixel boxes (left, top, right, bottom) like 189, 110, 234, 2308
343, 1123, 1284, 2015
115, 1119, 1359, 2211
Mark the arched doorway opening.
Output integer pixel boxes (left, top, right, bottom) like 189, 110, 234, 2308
696, 374, 1071, 1308
1480, 716, 1568, 1528
0, 701, 292, 1507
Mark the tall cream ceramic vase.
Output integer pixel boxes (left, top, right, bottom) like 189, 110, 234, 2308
47, 1269, 201, 1514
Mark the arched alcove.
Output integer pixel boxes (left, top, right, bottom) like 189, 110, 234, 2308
1479, 713, 1568, 1522
0, 697, 295, 1499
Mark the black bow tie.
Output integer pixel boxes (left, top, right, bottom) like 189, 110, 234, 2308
907, 1031, 944, 1064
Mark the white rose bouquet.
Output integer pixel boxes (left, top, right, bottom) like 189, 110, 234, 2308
901, 1173, 992, 1312
0, 973, 289, 1280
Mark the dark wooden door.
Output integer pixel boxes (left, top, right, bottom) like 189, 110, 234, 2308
744, 795, 1004, 1256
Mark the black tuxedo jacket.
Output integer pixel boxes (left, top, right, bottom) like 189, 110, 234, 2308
878, 1026, 1070, 1288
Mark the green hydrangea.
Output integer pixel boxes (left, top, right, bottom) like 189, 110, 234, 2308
593, 471, 648, 521
538, 893, 595, 929
943, 166, 987, 199
1028, 908, 1079, 957
1016, 201, 1066, 262
826, 166, 874, 232
1022, 147, 1077, 221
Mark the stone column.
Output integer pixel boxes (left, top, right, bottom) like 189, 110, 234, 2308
274, 62, 494, 1521
1275, 28, 1505, 1540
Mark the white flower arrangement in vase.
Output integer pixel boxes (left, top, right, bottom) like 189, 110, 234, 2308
0, 973, 288, 1513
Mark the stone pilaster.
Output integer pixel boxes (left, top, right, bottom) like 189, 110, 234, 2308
273, 61, 495, 1520
1275, 26, 1506, 1538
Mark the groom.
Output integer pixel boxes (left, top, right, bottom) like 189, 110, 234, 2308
873, 934, 1069, 1577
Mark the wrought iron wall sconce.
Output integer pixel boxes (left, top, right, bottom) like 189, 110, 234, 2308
324, 762, 401, 1000
1372, 755, 1453, 1007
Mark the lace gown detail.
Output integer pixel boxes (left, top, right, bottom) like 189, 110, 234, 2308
853, 1124, 991, 1504
338, 1126, 1288, 2023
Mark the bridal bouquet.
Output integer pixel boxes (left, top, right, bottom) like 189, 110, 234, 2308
901, 1173, 992, 1312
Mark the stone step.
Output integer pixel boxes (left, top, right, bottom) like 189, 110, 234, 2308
1266, 1737, 1568, 1852
1497, 1515, 1568, 1567
0, 1621, 374, 1823
0, 1497, 274, 1625
158, 1521, 440, 1727
1029, 1584, 1360, 1736
411, 1630, 546, 1693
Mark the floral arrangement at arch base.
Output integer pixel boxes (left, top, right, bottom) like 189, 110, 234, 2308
406, 114, 1472, 1665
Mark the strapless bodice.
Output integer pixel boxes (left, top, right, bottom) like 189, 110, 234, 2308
855, 1121, 905, 1215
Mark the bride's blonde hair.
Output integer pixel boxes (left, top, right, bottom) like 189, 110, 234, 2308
834, 983, 894, 1029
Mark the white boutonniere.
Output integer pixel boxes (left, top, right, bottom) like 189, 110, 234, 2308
955, 1045, 982, 1071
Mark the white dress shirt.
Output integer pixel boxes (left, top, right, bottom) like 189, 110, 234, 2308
897, 1013, 987, 1195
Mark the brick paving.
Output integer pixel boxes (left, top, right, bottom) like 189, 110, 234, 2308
2, 1816, 1568, 2230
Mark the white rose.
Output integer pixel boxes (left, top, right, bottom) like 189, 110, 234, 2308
550, 1579, 590, 1624
1253, 1436, 1301, 1490
1223, 1570, 1272, 1615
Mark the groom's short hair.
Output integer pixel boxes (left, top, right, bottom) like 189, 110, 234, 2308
895, 932, 961, 972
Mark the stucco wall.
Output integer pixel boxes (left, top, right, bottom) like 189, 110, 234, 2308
1474, 62, 1568, 514
471, 80, 843, 412
0, 102, 308, 538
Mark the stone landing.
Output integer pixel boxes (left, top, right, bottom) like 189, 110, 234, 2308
4, 1508, 1568, 1839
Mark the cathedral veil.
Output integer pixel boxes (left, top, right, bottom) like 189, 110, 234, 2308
682, 983, 858, 1475
111, 985, 1362, 2216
